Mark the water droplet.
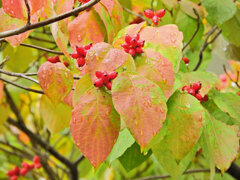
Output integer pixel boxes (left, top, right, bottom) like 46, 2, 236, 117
223, 47, 227, 51
77, 35, 81, 42
231, 82, 237, 87
144, 151, 148, 155
76, 143, 80, 147
186, 104, 191, 108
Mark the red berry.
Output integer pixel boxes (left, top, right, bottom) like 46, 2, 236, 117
47, 56, 60, 63
195, 94, 202, 101
12, 166, 20, 175
124, 48, 129, 53
189, 89, 196, 96
182, 85, 190, 91
35, 163, 42, 169
84, 43, 92, 50
125, 34, 132, 44
133, 33, 140, 41
77, 57, 86, 67
64, 61, 69, 67
94, 78, 104, 87
71, 52, 79, 59
108, 72, 118, 80
152, 15, 159, 26
7, 170, 15, 176
10, 175, 18, 180
137, 40, 145, 47
76, 46, 87, 56
156, 9, 166, 18
21, 162, 29, 169
106, 81, 112, 90
238, 93, 240, 96
202, 95, 209, 102
121, 43, 130, 49
128, 49, 136, 56
144, 9, 154, 19
192, 81, 201, 92
33, 156, 40, 164
20, 168, 28, 176
29, 164, 35, 170
130, 38, 138, 47
135, 47, 143, 54
182, 57, 190, 64
95, 71, 104, 78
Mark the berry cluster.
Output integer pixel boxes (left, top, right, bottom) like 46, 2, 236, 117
71, 44, 92, 67
94, 71, 118, 90
78, 0, 90, 3
144, 9, 166, 26
182, 81, 208, 102
121, 34, 145, 57
7, 156, 41, 180
47, 56, 69, 67
182, 57, 190, 65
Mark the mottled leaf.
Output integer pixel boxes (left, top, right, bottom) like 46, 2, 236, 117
68, 10, 106, 49
136, 49, 175, 99
202, 0, 237, 25
180, 71, 218, 96
40, 95, 71, 133
0, 81, 3, 103
37, 62, 73, 105
71, 88, 120, 168
202, 111, 240, 173
112, 72, 167, 148
179, 0, 204, 19
107, 128, 135, 163
86, 42, 135, 80
119, 142, 152, 172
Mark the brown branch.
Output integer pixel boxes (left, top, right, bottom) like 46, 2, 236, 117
223, 64, 240, 88
24, 0, 31, 25
182, 9, 200, 51
0, 77, 44, 94
28, 36, 56, 44
133, 169, 210, 180
0, 57, 10, 67
193, 26, 221, 71
0, 0, 101, 39
0, 69, 39, 83
74, 155, 85, 165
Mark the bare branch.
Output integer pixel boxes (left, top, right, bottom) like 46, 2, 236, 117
0, 57, 10, 67
28, 36, 56, 44
182, 9, 200, 51
24, 0, 31, 25
223, 64, 240, 88
0, 0, 101, 39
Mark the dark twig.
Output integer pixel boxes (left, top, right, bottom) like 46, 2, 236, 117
182, 9, 200, 51
74, 155, 85, 165
28, 36, 56, 44
223, 64, 240, 88
151, 0, 154, 10
132, 169, 210, 180
0, 0, 100, 39
24, 0, 31, 25
0, 77, 44, 94
0, 57, 10, 67
193, 26, 221, 71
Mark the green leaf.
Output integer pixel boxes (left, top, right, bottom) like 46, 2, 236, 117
180, 71, 218, 95
40, 95, 71, 134
37, 62, 73, 105
136, 48, 175, 99
112, 72, 167, 148
179, 0, 205, 19
70, 88, 120, 168
202, 0, 237, 25
211, 91, 240, 120
119, 142, 152, 172
202, 111, 240, 173
107, 128, 135, 163
0, 103, 10, 133
72, 74, 93, 107
220, 10, 240, 46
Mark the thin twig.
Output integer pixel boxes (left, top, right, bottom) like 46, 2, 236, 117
223, 64, 240, 88
24, 0, 31, 25
151, 0, 154, 10
1, 77, 44, 94
133, 169, 210, 180
0, 69, 39, 83
182, 9, 200, 51
0, 57, 10, 67
0, 0, 100, 39
28, 36, 56, 44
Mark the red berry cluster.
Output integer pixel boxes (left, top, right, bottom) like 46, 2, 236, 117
182, 57, 190, 65
94, 71, 118, 90
47, 56, 69, 67
182, 81, 209, 102
7, 156, 41, 180
71, 44, 92, 67
144, 9, 166, 26
121, 34, 145, 57
78, 0, 90, 3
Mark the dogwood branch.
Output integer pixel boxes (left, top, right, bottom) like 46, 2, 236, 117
0, 0, 101, 39
24, 0, 31, 25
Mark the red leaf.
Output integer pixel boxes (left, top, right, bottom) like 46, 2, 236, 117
0, 81, 3, 103
68, 10, 105, 48
37, 62, 73, 105
71, 88, 120, 168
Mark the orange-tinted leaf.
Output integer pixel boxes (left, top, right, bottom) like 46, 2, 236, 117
2, 0, 46, 19
0, 8, 39, 46
71, 88, 120, 168
0, 81, 3, 103
136, 49, 175, 99
40, 95, 72, 133
37, 62, 73, 105
55, 0, 74, 14
86, 42, 134, 80
64, 90, 74, 108
68, 10, 106, 49
19, 131, 30, 144
112, 72, 167, 148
